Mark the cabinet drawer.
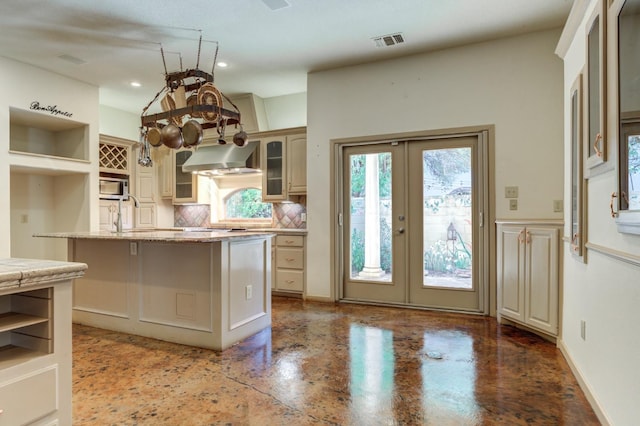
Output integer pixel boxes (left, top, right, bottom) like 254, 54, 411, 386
275, 270, 304, 292
276, 248, 304, 269
275, 235, 304, 247
0, 365, 57, 425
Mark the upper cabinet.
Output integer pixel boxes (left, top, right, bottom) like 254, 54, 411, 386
584, 0, 608, 176
262, 137, 286, 201
99, 135, 133, 175
287, 134, 307, 195
259, 128, 306, 201
172, 149, 211, 205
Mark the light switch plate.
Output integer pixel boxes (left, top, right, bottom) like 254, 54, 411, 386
553, 200, 563, 212
505, 186, 519, 198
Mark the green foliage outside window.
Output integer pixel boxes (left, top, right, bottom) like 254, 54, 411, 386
226, 188, 272, 219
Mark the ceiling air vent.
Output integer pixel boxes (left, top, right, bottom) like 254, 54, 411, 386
372, 33, 405, 48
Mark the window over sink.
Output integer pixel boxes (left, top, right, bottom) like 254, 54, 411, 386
211, 174, 273, 225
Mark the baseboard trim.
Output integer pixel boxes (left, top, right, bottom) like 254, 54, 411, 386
302, 295, 335, 303
557, 339, 611, 426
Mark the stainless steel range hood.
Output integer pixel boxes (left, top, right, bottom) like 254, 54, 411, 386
181, 141, 260, 175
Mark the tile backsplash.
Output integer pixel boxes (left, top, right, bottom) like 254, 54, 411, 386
174, 196, 307, 229
272, 196, 307, 229
174, 204, 211, 228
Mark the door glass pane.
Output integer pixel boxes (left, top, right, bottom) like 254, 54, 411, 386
626, 133, 640, 210
422, 147, 472, 289
349, 152, 392, 282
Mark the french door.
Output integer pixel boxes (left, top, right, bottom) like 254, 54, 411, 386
339, 132, 488, 313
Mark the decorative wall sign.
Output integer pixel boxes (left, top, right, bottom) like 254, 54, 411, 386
29, 101, 73, 118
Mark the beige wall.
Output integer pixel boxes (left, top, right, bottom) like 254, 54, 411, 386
0, 57, 99, 258
306, 29, 565, 299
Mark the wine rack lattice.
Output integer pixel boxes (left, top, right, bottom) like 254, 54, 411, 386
99, 143, 128, 172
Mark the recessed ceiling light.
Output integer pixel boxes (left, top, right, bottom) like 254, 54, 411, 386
130, 81, 142, 87
217, 62, 228, 68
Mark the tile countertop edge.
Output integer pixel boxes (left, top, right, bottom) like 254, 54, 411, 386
0, 257, 87, 289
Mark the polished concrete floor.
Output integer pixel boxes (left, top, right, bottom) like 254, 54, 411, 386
72, 297, 600, 425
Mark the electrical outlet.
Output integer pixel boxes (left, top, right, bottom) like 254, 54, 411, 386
301, 213, 307, 222
246, 285, 253, 300
553, 200, 563, 213
580, 320, 586, 340
130, 242, 137, 256
509, 199, 518, 211
505, 186, 519, 198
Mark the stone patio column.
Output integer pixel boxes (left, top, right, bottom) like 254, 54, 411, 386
359, 153, 384, 279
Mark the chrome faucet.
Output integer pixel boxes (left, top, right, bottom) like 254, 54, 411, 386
114, 194, 140, 233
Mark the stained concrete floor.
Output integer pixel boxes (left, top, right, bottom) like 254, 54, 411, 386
72, 296, 600, 425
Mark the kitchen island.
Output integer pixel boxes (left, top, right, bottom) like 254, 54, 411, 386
36, 229, 273, 350
0, 257, 86, 425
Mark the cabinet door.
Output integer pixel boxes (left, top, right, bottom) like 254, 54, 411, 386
136, 168, 155, 202
287, 134, 307, 194
173, 150, 197, 203
497, 224, 526, 323
99, 201, 115, 231
524, 227, 559, 335
158, 148, 173, 199
136, 203, 156, 228
261, 138, 287, 201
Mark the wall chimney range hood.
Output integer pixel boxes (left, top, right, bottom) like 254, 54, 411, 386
182, 141, 260, 175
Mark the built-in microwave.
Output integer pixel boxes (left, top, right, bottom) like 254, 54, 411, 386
99, 176, 129, 200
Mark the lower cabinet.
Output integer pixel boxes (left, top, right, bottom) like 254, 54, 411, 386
99, 200, 133, 231
273, 234, 305, 295
0, 273, 76, 425
496, 221, 561, 338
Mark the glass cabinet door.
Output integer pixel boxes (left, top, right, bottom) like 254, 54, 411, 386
262, 138, 287, 201
173, 150, 196, 203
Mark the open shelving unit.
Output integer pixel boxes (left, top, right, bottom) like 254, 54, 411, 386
0, 288, 52, 370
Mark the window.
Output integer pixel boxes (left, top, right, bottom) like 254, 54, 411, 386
225, 188, 272, 219
614, 0, 640, 234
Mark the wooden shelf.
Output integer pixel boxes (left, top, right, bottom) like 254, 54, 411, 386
0, 345, 48, 370
0, 312, 48, 333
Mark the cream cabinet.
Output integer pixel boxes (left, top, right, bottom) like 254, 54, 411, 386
172, 149, 211, 205
99, 135, 132, 175
157, 147, 174, 199
273, 234, 305, 294
133, 158, 157, 228
99, 200, 133, 231
287, 134, 307, 195
497, 222, 561, 337
262, 137, 287, 201
259, 128, 307, 201
0, 259, 84, 426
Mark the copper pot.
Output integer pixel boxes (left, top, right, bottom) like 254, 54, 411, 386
147, 126, 163, 147
232, 130, 248, 147
182, 120, 203, 147
161, 123, 183, 149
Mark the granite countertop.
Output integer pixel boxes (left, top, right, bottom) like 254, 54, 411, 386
0, 257, 87, 290
35, 229, 278, 243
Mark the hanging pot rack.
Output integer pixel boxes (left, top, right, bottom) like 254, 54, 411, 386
140, 68, 240, 130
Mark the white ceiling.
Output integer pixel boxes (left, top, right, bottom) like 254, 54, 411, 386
0, 0, 573, 114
